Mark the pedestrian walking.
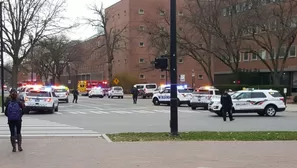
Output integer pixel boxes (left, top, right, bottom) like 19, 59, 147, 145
4, 88, 25, 152
131, 86, 138, 104
72, 88, 79, 103
220, 89, 234, 122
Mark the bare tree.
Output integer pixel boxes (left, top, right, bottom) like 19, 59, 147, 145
2, 0, 71, 87
244, 0, 297, 84
142, 8, 214, 84
87, 3, 127, 83
36, 35, 81, 83
185, 0, 251, 75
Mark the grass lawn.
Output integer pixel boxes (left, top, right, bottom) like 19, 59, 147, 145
107, 131, 297, 142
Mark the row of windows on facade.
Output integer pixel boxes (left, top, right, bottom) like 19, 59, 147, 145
231, 46, 296, 62
112, 8, 184, 19
222, 0, 284, 17
243, 19, 297, 35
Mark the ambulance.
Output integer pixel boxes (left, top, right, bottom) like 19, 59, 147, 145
77, 80, 108, 96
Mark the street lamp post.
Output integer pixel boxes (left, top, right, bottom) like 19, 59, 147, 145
169, 0, 178, 136
0, 1, 4, 113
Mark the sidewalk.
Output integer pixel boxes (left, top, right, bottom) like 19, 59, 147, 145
0, 137, 296, 168
286, 104, 297, 112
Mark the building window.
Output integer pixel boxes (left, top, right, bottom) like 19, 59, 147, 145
279, 46, 285, 58
160, 10, 165, 16
251, 53, 257, 60
178, 11, 183, 16
138, 9, 144, 15
139, 74, 145, 79
198, 74, 203, 80
289, 46, 296, 57
125, 59, 127, 64
124, 10, 127, 16
259, 50, 266, 59
139, 58, 145, 63
139, 25, 145, 31
178, 58, 183, 63
160, 74, 165, 79
243, 52, 249, 61
160, 26, 165, 32
139, 42, 144, 47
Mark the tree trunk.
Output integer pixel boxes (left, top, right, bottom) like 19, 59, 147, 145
108, 62, 113, 85
272, 72, 281, 85
11, 61, 20, 88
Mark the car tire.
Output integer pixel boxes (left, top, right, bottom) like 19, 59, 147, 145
177, 99, 181, 106
153, 98, 160, 105
23, 109, 30, 114
216, 112, 222, 117
121, 96, 123, 99
49, 106, 54, 114
204, 107, 208, 110
188, 103, 191, 107
265, 105, 277, 117
191, 106, 197, 110
55, 105, 59, 112
111, 96, 113, 99
89, 95, 92, 98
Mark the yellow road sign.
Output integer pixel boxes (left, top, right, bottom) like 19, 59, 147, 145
113, 78, 120, 85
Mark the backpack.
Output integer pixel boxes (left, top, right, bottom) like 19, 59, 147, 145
6, 101, 22, 121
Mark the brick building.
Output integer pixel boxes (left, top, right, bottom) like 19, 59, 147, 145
61, 0, 211, 88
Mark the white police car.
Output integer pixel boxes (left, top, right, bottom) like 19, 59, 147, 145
152, 85, 192, 106
23, 88, 59, 114
52, 85, 69, 103
108, 86, 124, 99
89, 87, 104, 98
208, 89, 286, 117
190, 86, 220, 110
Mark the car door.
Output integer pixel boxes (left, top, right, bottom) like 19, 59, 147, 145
250, 92, 267, 110
233, 92, 252, 111
159, 89, 170, 102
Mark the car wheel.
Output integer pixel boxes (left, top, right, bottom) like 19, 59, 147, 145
121, 96, 123, 99
23, 109, 30, 114
177, 99, 181, 106
265, 105, 277, 116
188, 103, 191, 107
153, 98, 160, 105
143, 95, 146, 99
49, 106, 54, 114
55, 105, 59, 112
89, 95, 92, 98
191, 106, 197, 110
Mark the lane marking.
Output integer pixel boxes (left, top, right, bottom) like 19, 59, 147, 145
101, 134, 113, 143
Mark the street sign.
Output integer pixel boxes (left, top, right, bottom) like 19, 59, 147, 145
180, 74, 185, 82
284, 88, 287, 94
68, 80, 71, 84
113, 78, 120, 85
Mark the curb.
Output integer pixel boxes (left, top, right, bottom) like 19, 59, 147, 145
101, 134, 113, 143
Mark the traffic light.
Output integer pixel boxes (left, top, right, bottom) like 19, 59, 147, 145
154, 56, 168, 70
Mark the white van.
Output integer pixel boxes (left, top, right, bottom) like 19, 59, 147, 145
134, 83, 157, 98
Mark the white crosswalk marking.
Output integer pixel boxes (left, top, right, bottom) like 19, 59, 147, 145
89, 111, 109, 114
0, 117, 101, 137
132, 110, 155, 114
111, 111, 132, 114
154, 110, 170, 113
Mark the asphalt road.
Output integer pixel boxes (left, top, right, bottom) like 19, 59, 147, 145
1, 95, 296, 136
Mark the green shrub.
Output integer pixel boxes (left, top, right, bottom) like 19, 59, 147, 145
113, 73, 140, 94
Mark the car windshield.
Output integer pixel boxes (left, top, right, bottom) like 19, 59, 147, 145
146, 85, 156, 89
231, 92, 242, 98
193, 90, 210, 94
178, 89, 192, 93
136, 85, 144, 89
27, 91, 50, 97
54, 89, 67, 92
114, 87, 123, 91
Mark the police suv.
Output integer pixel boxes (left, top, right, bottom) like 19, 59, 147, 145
190, 86, 220, 110
108, 86, 124, 99
23, 88, 59, 114
89, 87, 104, 98
152, 85, 192, 106
53, 86, 69, 103
208, 89, 286, 117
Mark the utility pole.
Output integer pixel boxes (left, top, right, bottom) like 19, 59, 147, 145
0, 1, 4, 113
169, 0, 178, 136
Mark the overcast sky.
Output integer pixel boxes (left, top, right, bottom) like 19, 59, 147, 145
65, 0, 120, 40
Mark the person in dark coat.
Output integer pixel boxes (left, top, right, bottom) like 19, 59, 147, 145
220, 90, 234, 121
72, 89, 79, 103
131, 86, 139, 104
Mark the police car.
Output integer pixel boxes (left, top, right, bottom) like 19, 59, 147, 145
190, 86, 220, 110
52, 85, 69, 103
89, 87, 104, 98
208, 89, 286, 117
108, 86, 124, 98
152, 85, 192, 106
23, 87, 59, 114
